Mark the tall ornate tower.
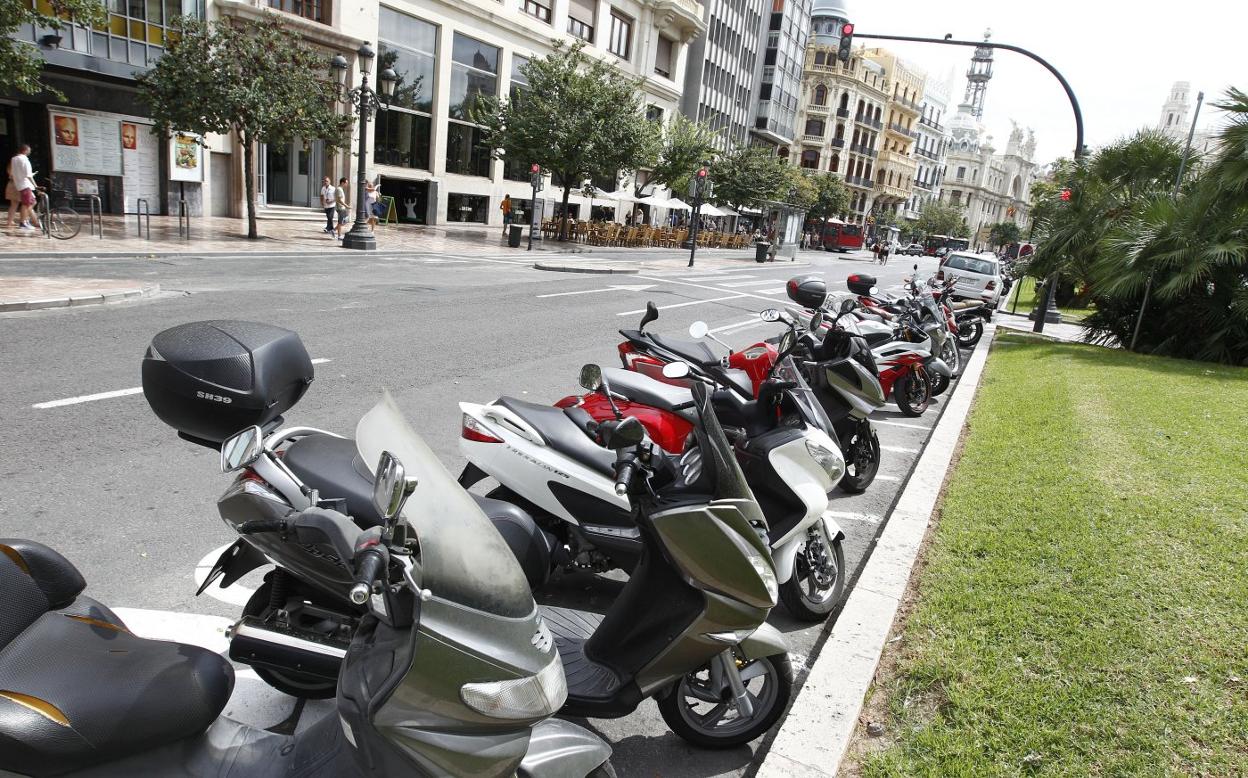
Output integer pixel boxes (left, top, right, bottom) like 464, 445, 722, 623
1158, 81, 1191, 141
963, 29, 994, 120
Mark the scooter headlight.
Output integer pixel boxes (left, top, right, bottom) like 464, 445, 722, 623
744, 543, 779, 604
460, 652, 567, 720
806, 438, 846, 481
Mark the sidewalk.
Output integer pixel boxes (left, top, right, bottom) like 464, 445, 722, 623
0, 275, 159, 311
994, 310, 1091, 344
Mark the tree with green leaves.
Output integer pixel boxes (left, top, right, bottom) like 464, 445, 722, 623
476, 42, 654, 239
708, 145, 790, 210
1, 0, 105, 97
139, 15, 352, 239
915, 200, 970, 238
640, 114, 718, 199
988, 221, 1022, 248
798, 170, 849, 222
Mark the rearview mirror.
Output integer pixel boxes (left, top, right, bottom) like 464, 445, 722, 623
579, 363, 603, 392
220, 426, 263, 473
373, 450, 417, 521
689, 321, 709, 339
759, 308, 781, 323
913, 263, 919, 271
662, 361, 691, 379
839, 298, 857, 315
639, 301, 659, 331
810, 311, 825, 330
605, 417, 646, 449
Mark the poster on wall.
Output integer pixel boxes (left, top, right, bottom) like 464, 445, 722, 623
49, 111, 122, 176
122, 121, 160, 212
169, 132, 204, 183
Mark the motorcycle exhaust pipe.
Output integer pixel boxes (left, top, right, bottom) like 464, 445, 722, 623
227, 615, 347, 680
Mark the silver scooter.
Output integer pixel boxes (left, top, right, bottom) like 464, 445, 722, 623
0, 394, 612, 778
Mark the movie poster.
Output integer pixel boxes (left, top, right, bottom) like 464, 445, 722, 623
169, 132, 203, 182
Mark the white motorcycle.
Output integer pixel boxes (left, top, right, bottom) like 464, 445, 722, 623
458, 360, 849, 622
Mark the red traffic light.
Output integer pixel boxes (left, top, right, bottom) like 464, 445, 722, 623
697, 168, 708, 178
1060, 188, 1071, 201
530, 163, 540, 173
841, 23, 854, 35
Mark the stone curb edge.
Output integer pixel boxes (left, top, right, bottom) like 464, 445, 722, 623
0, 284, 160, 312
755, 323, 999, 778
0, 246, 596, 261
532, 262, 640, 274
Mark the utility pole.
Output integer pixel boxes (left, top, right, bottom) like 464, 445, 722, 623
688, 166, 709, 268
1129, 91, 1204, 351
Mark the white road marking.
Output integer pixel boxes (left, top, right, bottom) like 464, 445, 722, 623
616, 294, 746, 316
881, 444, 919, 454
873, 418, 933, 430
825, 510, 879, 523
32, 387, 143, 409
757, 288, 787, 295
636, 274, 783, 304
713, 279, 765, 287
874, 474, 902, 482
34, 359, 331, 409
193, 543, 257, 607
710, 318, 765, 334
537, 284, 655, 298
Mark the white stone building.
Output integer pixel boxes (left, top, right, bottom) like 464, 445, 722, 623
907, 74, 950, 224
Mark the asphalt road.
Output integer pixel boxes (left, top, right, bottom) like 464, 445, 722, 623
0, 243, 962, 776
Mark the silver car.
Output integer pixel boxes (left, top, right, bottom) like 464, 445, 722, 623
938, 251, 1003, 306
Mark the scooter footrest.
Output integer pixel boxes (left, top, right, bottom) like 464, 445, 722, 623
539, 606, 620, 699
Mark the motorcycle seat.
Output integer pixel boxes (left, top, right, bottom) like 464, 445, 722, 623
494, 397, 617, 477
601, 368, 695, 420
623, 331, 717, 367
0, 539, 233, 777
283, 434, 555, 588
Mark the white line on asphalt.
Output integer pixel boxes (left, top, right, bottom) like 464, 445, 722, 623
757, 288, 787, 295
34, 358, 332, 409
714, 279, 766, 287
710, 318, 765, 334
616, 294, 746, 316
825, 510, 879, 523
32, 387, 143, 409
874, 474, 902, 482
537, 284, 654, 298
636, 274, 782, 305
681, 276, 737, 282
873, 419, 933, 430
881, 444, 920, 454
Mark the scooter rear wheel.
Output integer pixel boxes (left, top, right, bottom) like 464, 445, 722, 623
658, 653, 793, 748
956, 319, 983, 348
242, 578, 343, 700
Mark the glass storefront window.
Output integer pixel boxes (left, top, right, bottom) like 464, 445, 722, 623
376, 10, 437, 172
445, 122, 490, 177
447, 33, 497, 178
447, 192, 488, 223
374, 110, 431, 170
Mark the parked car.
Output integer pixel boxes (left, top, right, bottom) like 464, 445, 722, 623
937, 251, 1004, 307
903, 243, 924, 256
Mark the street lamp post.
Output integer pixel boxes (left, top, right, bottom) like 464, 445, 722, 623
331, 44, 397, 251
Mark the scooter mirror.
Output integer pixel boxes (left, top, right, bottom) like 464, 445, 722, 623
373, 450, 418, 521
839, 298, 857, 315
221, 425, 263, 473
662, 361, 691, 379
579, 363, 604, 392
810, 311, 825, 331
610, 417, 646, 448
759, 308, 781, 323
689, 321, 710, 339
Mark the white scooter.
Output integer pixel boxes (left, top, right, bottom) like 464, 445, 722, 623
458, 362, 849, 621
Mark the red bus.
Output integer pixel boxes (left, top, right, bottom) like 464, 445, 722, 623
821, 221, 864, 252
923, 234, 970, 256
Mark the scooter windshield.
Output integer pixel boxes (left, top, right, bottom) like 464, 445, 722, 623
355, 392, 535, 619
692, 384, 756, 506
774, 355, 837, 435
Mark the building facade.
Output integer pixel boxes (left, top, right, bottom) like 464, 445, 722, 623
1157, 80, 1192, 142
942, 115, 1036, 248
681, 0, 764, 150
749, 0, 811, 148
862, 47, 922, 225
908, 76, 949, 223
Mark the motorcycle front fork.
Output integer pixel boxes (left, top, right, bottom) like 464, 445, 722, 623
714, 649, 755, 718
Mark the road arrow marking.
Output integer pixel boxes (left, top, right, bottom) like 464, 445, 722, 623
537, 284, 655, 298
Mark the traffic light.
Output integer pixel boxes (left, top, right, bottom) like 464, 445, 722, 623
1059, 188, 1071, 202
694, 167, 709, 199
837, 23, 854, 63
530, 164, 543, 193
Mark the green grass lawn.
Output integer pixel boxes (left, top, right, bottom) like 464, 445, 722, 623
860, 334, 1248, 776
1006, 277, 1091, 321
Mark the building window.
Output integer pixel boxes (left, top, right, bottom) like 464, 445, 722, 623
504, 55, 531, 181
800, 150, 818, 169
830, 153, 839, 173
608, 12, 632, 60
375, 9, 437, 171
956, 166, 966, 180
86, 0, 201, 66
447, 192, 488, 223
813, 85, 827, 106
269, 0, 325, 24
804, 118, 824, 136
521, 0, 550, 22
654, 35, 673, 79
814, 51, 825, 66
447, 33, 498, 177
567, 0, 594, 41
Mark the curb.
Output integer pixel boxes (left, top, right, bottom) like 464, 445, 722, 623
756, 324, 999, 778
532, 262, 639, 274
0, 284, 160, 312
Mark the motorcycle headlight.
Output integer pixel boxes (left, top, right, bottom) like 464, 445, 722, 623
460, 652, 567, 720
806, 438, 846, 481
744, 543, 779, 604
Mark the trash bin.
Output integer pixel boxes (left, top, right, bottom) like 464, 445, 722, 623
754, 241, 771, 263
508, 224, 523, 248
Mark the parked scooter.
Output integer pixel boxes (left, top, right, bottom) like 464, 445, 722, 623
849, 269, 960, 396
0, 394, 613, 777
463, 363, 795, 745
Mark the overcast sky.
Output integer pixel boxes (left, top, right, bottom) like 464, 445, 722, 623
846, 0, 1245, 165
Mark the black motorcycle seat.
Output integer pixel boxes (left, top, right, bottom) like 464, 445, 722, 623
494, 397, 617, 477
0, 540, 233, 777
601, 368, 695, 418
283, 434, 555, 588
620, 330, 717, 367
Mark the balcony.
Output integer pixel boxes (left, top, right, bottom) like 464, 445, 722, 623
652, 0, 706, 40
831, 138, 845, 148
836, 107, 850, 118
887, 122, 918, 139
807, 104, 829, 115
803, 134, 824, 143
870, 118, 883, 130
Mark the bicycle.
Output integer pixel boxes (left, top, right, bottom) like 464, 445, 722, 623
35, 181, 82, 240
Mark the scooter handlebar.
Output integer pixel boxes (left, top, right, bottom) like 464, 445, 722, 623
349, 545, 388, 605
613, 457, 636, 498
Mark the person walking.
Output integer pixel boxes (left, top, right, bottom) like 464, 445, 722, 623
334, 177, 350, 241
499, 194, 512, 236
365, 179, 381, 231
319, 176, 336, 235
7, 144, 39, 232
880, 241, 891, 266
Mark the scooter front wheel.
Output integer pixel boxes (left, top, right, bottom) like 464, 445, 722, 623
779, 535, 846, 621
894, 370, 931, 417
657, 653, 793, 748
838, 425, 880, 494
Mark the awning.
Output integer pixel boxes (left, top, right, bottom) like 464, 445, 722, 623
699, 203, 724, 216
602, 188, 637, 201
636, 195, 671, 208
666, 197, 692, 211
826, 216, 846, 224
